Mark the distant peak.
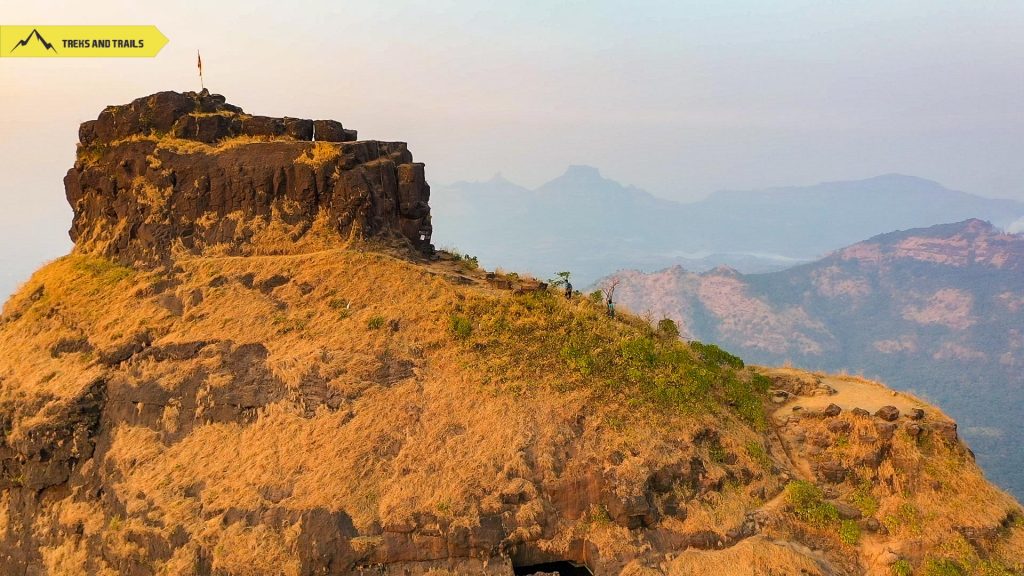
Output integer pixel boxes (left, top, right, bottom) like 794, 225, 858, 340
705, 265, 741, 277
861, 173, 951, 190
561, 165, 602, 180
869, 173, 938, 184
846, 219, 1002, 254
961, 217, 993, 227
930, 218, 995, 236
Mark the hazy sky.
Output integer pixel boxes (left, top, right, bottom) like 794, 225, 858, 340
1, 1, 1023, 297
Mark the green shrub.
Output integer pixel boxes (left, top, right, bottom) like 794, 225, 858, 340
620, 336, 657, 370
367, 315, 386, 330
657, 318, 680, 339
786, 480, 839, 527
839, 519, 860, 545
971, 559, 1016, 576
707, 438, 727, 464
922, 559, 966, 576
108, 515, 123, 531
690, 341, 744, 369
452, 252, 479, 270
891, 559, 912, 576
725, 374, 768, 429
561, 332, 598, 376
450, 314, 473, 340
451, 291, 766, 421
273, 312, 310, 334
745, 441, 773, 470
329, 298, 351, 319
852, 482, 879, 516
549, 271, 572, 287
587, 505, 612, 526
73, 257, 133, 285
885, 502, 923, 534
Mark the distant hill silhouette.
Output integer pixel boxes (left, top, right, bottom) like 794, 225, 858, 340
431, 169, 1024, 285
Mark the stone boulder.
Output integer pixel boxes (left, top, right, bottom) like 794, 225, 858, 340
816, 460, 848, 483
239, 115, 285, 137
823, 403, 842, 417
80, 90, 242, 146
875, 406, 900, 422
170, 113, 240, 143
284, 117, 313, 140
313, 119, 356, 142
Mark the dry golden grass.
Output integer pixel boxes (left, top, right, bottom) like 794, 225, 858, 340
295, 141, 342, 168
154, 134, 297, 155
1, 245, 1022, 574
666, 536, 827, 575
0, 246, 777, 570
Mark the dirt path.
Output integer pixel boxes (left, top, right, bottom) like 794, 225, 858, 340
769, 369, 930, 418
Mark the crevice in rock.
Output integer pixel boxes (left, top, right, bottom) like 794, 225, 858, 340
513, 561, 593, 576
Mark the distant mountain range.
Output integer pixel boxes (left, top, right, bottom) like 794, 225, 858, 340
430, 168, 1024, 285
605, 219, 1024, 496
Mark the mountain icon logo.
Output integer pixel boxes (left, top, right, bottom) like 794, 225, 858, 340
10, 28, 58, 54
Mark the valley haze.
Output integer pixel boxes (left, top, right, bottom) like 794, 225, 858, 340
431, 168, 1024, 286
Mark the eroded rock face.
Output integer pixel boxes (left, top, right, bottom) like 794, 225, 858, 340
65, 91, 432, 264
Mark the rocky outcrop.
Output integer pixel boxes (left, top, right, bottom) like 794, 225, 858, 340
77, 91, 356, 149
65, 91, 432, 264
0, 378, 105, 492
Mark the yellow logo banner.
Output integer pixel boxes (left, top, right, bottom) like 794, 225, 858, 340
0, 26, 168, 58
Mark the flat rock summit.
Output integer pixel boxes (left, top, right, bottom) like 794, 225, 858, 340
66, 90, 433, 264
0, 92, 1022, 575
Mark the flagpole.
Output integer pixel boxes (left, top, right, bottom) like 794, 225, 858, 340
197, 50, 205, 91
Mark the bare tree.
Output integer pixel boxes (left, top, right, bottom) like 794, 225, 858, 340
600, 278, 621, 317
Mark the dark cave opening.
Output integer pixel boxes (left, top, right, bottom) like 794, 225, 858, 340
513, 560, 594, 576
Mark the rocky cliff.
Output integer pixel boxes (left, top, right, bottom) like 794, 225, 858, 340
0, 96, 1022, 576
65, 90, 433, 264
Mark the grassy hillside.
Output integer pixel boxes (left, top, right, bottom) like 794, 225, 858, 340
0, 246, 779, 574
1, 242, 1021, 575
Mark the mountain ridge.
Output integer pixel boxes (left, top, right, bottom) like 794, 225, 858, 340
607, 219, 1024, 497
431, 168, 1024, 286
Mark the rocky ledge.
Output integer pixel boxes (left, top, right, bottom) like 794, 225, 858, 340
65, 90, 433, 264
